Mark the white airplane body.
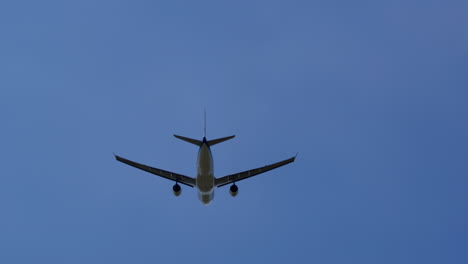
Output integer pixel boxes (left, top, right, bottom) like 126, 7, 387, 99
196, 137, 215, 204
115, 134, 295, 205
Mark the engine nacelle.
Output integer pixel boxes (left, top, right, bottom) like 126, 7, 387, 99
229, 184, 238, 197
173, 183, 181, 196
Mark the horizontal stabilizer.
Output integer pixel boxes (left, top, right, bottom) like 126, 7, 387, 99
174, 135, 202, 146
207, 135, 235, 146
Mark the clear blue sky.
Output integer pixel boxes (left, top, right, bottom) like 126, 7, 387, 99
1, 0, 467, 263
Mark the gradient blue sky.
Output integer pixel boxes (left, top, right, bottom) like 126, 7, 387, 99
1, 0, 467, 263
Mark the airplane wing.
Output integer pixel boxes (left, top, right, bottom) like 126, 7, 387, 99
215, 156, 296, 187
115, 155, 196, 187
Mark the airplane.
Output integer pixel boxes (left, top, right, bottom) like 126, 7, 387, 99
114, 130, 296, 205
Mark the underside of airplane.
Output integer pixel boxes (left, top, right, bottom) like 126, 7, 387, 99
115, 134, 296, 205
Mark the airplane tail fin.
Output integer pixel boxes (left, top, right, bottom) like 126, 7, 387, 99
175, 111, 234, 147
174, 135, 202, 146
174, 134, 235, 147
207, 135, 235, 146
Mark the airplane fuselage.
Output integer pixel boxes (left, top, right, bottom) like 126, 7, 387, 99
115, 133, 296, 205
196, 137, 215, 205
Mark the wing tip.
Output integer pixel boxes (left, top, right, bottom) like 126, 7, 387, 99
114, 153, 125, 162
288, 153, 298, 163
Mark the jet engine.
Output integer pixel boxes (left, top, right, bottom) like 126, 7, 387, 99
229, 184, 238, 197
173, 183, 181, 196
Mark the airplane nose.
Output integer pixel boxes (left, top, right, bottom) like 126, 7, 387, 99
198, 192, 214, 205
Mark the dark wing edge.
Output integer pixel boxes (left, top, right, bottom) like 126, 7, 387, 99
114, 155, 196, 187
215, 155, 297, 187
